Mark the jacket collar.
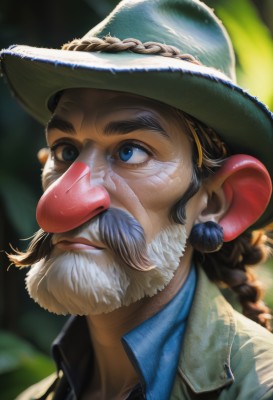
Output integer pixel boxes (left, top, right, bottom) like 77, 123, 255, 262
178, 265, 235, 393
51, 316, 92, 398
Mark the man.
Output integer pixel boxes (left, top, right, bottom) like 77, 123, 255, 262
1, 0, 273, 399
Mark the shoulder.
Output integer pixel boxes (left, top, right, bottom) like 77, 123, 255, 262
231, 310, 273, 379
175, 266, 273, 399
218, 310, 273, 399
233, 308, 273, 348
15, 373, 59, 400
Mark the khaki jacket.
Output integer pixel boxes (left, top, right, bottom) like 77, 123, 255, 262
17, 267, 273, 399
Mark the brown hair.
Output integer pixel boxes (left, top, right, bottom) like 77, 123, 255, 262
172, 111, 272, 331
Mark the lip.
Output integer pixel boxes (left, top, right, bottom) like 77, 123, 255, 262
54, 237, 105, 252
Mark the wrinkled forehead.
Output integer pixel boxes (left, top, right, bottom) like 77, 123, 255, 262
53, 88, 187, 133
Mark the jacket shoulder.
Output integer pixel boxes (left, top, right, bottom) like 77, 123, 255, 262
232, 308, 273, 356
229, 310, 273, 399
172, 266, 273, 399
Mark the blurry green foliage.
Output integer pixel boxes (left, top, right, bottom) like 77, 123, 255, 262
0, 331, 54, 399
206, 0, 273, 109
257, 260, 273, 307
0, 0, 273, 398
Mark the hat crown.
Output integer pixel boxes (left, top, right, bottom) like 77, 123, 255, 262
86, 0, 236, 80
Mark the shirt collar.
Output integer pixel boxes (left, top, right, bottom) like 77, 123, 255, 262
122, 266, 196, 400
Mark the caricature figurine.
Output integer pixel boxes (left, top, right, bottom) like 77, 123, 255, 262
1, 0, 273, 399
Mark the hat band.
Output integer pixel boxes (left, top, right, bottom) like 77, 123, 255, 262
62, 35, 201, 65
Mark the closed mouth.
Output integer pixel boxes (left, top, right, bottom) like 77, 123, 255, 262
53, 237, 105, 251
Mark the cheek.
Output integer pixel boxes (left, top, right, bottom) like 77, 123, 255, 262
130, 160, 191, 208
105, 171, 151, 222
108, 160, 192, 238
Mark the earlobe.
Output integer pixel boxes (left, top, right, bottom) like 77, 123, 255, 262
210, 155, 272, 242
37, 148, 50, 165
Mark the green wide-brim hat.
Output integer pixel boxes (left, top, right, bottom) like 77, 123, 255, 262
1, 0, 273, 230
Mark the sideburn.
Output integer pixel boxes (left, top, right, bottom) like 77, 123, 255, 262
170, 165, 202, 224
8, 229, 53, 267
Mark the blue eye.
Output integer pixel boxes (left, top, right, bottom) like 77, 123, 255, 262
117, 144, 149, 164
52, 143, 79, 163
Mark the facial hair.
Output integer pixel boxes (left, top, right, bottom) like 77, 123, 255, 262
25, 210, 188, 315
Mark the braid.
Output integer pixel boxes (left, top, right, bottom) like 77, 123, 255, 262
62, 36, 201, 65
196, 231, 272, 331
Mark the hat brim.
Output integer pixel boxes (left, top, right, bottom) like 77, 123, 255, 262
1, 45, 273, 229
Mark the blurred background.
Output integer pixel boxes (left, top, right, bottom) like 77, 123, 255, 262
0, 0, 273, 398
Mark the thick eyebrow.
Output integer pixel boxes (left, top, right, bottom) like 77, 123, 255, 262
103, 114, 170, 139
46, 115, 76, 135
46, 114, 170, 139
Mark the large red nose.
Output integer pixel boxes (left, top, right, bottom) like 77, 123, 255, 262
36, 161, 110, 233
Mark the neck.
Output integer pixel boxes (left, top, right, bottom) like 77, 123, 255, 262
84, 249, 192, 399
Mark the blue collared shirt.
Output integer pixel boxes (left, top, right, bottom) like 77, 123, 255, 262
123, 266, 196, 400
52, 267, 196, 399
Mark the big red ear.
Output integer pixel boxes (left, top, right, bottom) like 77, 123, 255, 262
213, 155, 272, 242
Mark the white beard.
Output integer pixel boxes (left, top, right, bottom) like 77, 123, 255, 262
26, 219, 187, 316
